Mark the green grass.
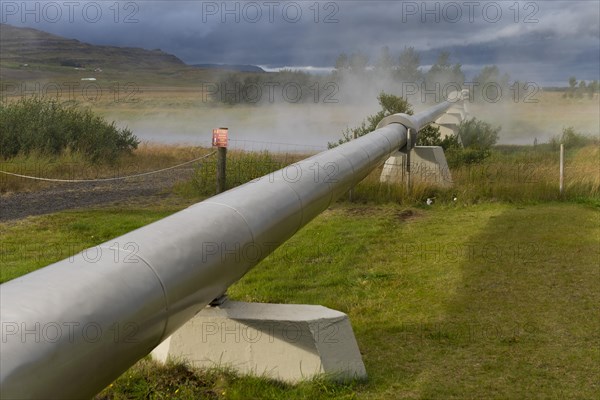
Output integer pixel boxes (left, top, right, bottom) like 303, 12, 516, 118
2, 202, 598, 399
0, 205, 180, 283
228, 202, 600, 399
97, 358, 360, 400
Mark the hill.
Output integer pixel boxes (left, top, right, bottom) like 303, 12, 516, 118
0, 24, 220, 85
0, 24, 187, 70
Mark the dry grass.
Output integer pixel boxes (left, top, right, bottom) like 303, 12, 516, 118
350, 143, 599, 204
0, 143, 211, 193
468, 91, 600, 144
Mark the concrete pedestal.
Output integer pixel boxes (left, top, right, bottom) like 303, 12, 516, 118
380, 146, 452, 187
151, 301, 366, 382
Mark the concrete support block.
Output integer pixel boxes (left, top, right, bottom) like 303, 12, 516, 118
380, 146, 452, 187
151, 301, 366, 383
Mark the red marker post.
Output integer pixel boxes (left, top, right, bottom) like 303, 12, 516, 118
212, 128, 228, 194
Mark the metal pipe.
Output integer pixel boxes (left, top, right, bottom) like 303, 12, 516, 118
0, 100, 454, 399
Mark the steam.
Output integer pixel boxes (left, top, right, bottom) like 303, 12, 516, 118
104, 69, 600, 152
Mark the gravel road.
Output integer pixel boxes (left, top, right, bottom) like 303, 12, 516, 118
0, 168, 196, 222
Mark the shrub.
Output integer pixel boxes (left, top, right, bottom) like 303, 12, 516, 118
329, 93, 502, 168
329, 92, 446, 148
445, 147, 491, 167
457, 118, 500, 150
0, 98, 139, 162
550, 127, 596, 150
438, 117, 501, 167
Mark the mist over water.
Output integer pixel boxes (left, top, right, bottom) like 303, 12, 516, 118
108, 90, 383, 152
107, 76, 599, 151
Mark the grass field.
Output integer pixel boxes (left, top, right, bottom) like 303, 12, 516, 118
1, 200, 598, 399
468, 91, 599, 144
1, 87, 598, 398
2, 22, 599, 399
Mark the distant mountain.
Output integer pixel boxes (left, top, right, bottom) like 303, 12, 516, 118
0, 23, 186, 70
0, 24, 272, 85
192, 64, 265, 73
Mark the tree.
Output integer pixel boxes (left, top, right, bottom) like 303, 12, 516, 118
588, 80, 599, 98
425, 51, 464, 97
416, 125, 460, 149
375, 46, 394, 73
431, 51, 451, 71
550, 126, 594, 149
576, 80, 587, 98
396, 46, 422, 82
329, 92, 411, 147
473, 65, 501, 85
335, 53, 349, 71
472, 65, 512, 103
349, 52, 368, 75
568, 76, 577, 98
329, 92, 445, 148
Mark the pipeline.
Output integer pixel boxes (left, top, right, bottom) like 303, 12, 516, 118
0, 96, 458, 399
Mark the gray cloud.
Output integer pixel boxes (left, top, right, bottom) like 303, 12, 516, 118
2, 0, 598, 84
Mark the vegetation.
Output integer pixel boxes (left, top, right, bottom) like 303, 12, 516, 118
456, 118, 500, 149
208, 69, 338, 105
207, 47, 549, 106
0, 98, 139, 162
328, 92, 442, 148
328, 92, 501, 168
184, 150, 301, 196
2, 201, 598, 399
352, 144, 599, 205
95, 358, 358, 400
0, 48, 597, 397
550, 126, 598, 150
2, 118, 598, 399
442, 118, 500, 167
564, 76, 599, 99
0, 143, 209, 193
0, 24, 187, 73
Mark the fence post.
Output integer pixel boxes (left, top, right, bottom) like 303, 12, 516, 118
217, 147, 227, 194
559, 143, 564, 196
406, 128, 413, 194
348, 131, 359, 201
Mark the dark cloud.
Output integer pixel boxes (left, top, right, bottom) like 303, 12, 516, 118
2, 0, 598, 84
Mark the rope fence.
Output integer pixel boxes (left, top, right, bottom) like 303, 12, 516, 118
225, 139, 327, 153
0, 151, 216, 183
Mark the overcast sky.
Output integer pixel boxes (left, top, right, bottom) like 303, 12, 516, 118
2, 0, 599, 85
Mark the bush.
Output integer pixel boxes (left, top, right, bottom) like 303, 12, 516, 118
417, 125, 461, 149
457, 118, 500, 150
550, 127, 596, 150
445, 147, 491, 167
329, 93, 502, 169
438, 117, 500, 167
333, 92, 413, 147
0, 98, 139, 162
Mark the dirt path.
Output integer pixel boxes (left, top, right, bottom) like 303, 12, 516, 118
0, 168, 196, 222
